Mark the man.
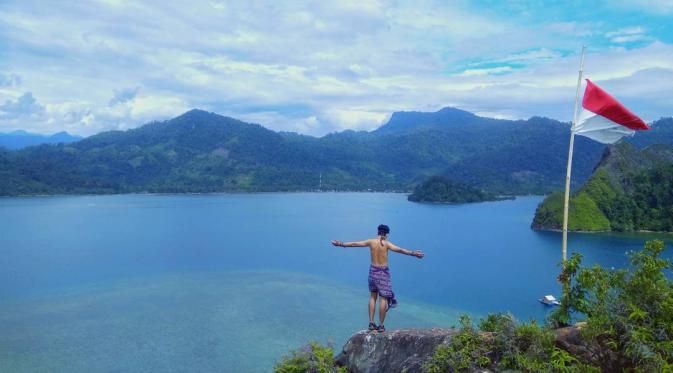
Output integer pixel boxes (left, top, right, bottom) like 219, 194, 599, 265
331, 224, 424, 333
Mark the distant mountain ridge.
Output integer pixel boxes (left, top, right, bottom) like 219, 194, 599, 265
0, 130, 81, 150
0, 108, 671, 196
375, 107, 484, 135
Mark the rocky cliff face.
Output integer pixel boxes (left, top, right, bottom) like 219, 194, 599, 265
335, 325, 585, 373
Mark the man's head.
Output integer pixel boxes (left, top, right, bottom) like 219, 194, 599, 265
377, 224, 390, 237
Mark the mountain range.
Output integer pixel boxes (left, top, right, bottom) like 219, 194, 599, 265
0, 130, 81, 150
0, 108, 671, 196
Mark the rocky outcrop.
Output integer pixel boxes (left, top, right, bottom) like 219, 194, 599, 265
335, 325, 586, 373
334, 328, 460, 373
554, 322, 591, 362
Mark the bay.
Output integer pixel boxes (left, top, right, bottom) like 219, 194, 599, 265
1, 193, 671, 372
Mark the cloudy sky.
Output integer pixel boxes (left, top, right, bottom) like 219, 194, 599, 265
1, 0, 672, 136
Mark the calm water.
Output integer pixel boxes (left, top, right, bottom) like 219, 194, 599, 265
1, 193, 671, 372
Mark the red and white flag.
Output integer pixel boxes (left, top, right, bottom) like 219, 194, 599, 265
574, 79, 649, 143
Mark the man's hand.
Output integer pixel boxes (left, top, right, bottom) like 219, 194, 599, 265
331, 240, 344, 247
412, 250, 425, 259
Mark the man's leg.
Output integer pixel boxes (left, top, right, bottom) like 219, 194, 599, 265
379, 297, 388, 326
369, 292, 378, 323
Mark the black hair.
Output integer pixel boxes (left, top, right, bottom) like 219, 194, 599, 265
377, 224, 390, 235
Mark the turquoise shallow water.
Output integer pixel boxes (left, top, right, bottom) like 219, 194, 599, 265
1, 193, 671, 372
0, 271, 460, 372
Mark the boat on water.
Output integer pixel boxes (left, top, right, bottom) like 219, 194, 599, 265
539, 295, 560, 306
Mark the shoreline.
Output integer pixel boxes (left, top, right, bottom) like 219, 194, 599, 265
0, 190, 411, 198
531, 226, 673, 235
407, 195, 517, 205
0, 190, 537, 199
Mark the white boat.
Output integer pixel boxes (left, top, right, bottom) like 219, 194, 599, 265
539, 295, 560, 306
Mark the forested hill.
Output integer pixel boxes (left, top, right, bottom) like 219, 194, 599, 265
0, 108, 671, 196
532, 142, 673, 232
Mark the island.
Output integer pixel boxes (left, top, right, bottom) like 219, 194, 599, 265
407, 176, 501, 204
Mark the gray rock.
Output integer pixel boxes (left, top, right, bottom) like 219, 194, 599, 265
334, 324, 588, 373
334, 328, 459, 373
554, 322, 594, 363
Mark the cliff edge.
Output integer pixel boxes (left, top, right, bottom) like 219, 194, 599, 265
335, 328, 462, 373
334, 325, 585, 373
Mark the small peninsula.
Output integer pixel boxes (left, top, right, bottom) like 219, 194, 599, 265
407, 176, 500, 204
532, 142, 673, 232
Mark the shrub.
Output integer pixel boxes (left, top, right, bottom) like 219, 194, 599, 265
424, 313, 596, 372
275, 342, 346, 373
424, 315, 491, 373
550, 240, 673, 372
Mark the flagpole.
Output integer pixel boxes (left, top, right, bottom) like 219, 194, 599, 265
562, 46, 586, 263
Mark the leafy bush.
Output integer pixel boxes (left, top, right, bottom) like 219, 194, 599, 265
551, 240, 673, 372
427, 240, 672, 372
424, 315, 492, 373
425, 312, 597, 372
275, 342, 346, 373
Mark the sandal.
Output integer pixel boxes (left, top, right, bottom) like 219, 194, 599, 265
377, 324, 385, 333
368, 322, 378, 331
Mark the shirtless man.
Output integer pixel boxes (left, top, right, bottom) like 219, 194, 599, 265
331, 224, 424, 333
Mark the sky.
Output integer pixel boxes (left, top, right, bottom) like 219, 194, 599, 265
1, 0, 672, 137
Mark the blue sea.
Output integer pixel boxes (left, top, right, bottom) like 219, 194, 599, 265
1, 193, 671, 372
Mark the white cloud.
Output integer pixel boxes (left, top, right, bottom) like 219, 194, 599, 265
459, 66, 514, 77
0, 73, 21, 87
495, 48, 562, 64
0, 1, 671, 136
321, 109, 390, 132
614, 0, 673, 14
0, 92, 45, 120
606, 27, 645, 37
128, 95, 188, 121
545, 22, 595, 37
606, 27, 648, 43
234, 111, 325, 135
109, 87, 140, 106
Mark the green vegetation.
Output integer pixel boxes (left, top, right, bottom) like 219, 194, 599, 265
423, 315, 493, 372
550, 240, 673, 372
424, 314, 597, 372
532, 191, 610, 231
275, 342, 346, 373
533, 143, 673, 232
424, 240, 672, 372
408, 176, 499, 204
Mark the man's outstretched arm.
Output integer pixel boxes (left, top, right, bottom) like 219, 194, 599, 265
331, 239, 370, 248
388, 242, 424, 258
